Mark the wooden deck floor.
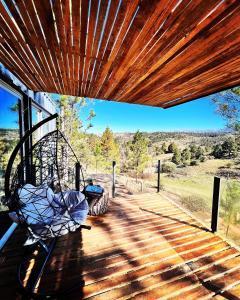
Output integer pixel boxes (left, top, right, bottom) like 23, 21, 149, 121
1, 186, 240, 299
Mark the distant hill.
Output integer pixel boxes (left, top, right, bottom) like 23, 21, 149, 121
114, 130, 229, 149
0, 128, 19, 140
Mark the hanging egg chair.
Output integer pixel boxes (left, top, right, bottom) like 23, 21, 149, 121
5, 113, 89, 242
4, 113, 91, 298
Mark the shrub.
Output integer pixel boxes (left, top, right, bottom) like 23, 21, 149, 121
226, 162, 233, 168
172, 149, 181, 165
190, 160, 199, 166
168, 142, 178, 153
200, 156, 206, 162
180, 195, 209, 212
162, 162, 176, 173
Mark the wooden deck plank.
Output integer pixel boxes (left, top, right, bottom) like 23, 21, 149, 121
1, 187, 240, 299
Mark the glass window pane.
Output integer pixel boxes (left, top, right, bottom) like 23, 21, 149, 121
0, 87, 19, 211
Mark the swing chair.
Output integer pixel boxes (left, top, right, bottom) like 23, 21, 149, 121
4, 113, 94, 298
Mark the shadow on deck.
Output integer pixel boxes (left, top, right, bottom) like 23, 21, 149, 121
1, 185, 240, 299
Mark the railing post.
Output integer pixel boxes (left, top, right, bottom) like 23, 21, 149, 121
112, 161, 116, 198
211, 176, 221, 233
75, 162, 80, 191
157, 160, 161, 193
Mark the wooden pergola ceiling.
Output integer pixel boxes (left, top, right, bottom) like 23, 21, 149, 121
0, 1, 240, 108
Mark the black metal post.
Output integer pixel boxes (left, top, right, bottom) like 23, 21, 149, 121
157, 160, 161, 192
75, 162, 80, 191
211, 176, 221, 233
112, 161, 116, 198
31, 164, 36, 186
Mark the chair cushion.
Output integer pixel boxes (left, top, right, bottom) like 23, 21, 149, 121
18, 184, 55, 225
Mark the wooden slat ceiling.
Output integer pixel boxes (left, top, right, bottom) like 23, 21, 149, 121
0, 0, 240, 108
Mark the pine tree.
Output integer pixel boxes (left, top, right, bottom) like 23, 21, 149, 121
162, 142, 167, 153
189, 144, 198, 159
168, 142, 177, 153
212, 144, 224, 159
100, 127, 120, 171
181, 148, 191, 165
222, 137, 238, 158
172, 148, 181, 165
129, 131, 150, 181
195, 146, 204, 159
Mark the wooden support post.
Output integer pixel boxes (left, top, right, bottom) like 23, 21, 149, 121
211, 176, 221, 233
157, 160, 161, 193
75, 162, 80, 191
112, 161, 116, 198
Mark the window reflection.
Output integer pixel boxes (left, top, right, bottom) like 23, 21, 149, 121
0, 87, 19, 209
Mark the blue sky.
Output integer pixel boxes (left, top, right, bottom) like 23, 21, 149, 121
0, 86, 226, 132
0, 88, 19, 129
74, 96, 226, 133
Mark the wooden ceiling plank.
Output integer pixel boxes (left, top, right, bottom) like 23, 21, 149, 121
82, 0, 99, 96
0, 1, 50, 88
71, 0, 81, 96
80, 0, 96, 96
117, 1, 239, 104
131, 19, 240, 106
158, 31, 240, 97
142, 54, 240, 107
0, 33, 47, 91
12, 0, 58, 91
114, 0, 232, 102
0, 46, 40, 90
32, 0, 65, 94
101, 0, 177, 99
83, 0, 109, 96
92, 0, 140, 99
79, 0, 89, 96
3, 0, 54, 80
21, 0, 58, 91
0, 1, 240, 107
51, 0, 70, 94
53, 0, 71, 94
87, 0, 122, 97
103, 0, 199, 99
162, 74, 240, 108
161, 72, 240, 109
0, 21, 49, 92
20, 0, 62, 93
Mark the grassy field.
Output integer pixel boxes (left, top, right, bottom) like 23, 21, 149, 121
161, 159, 230, 201
144, 158, 240, 245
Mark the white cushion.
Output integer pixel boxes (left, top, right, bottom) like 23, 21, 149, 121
18, 184, 55, 225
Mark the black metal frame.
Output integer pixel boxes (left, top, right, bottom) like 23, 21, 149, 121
4, 113, 58, 198
4, 113, 90, 298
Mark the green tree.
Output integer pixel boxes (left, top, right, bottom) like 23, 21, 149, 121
0, 138, 18, 172
154, 145, 163, 156
56, 95, 96, 171
93, 143, 103, 174
221, 180, 240, 237
129, 131, 150, 181
195, 146, 204, 159
189, 144, 197, 159
212, 144, 223, 159
212, 89, 240, 130
100, 127, 120, 171
162, 142, 167, 153
222, 137, 238, 158
172, 148, 181, 165
181, 148, 191, 165
168, 142, 177, 153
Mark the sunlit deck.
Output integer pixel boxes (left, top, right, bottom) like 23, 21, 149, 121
1, 184, 240, 299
